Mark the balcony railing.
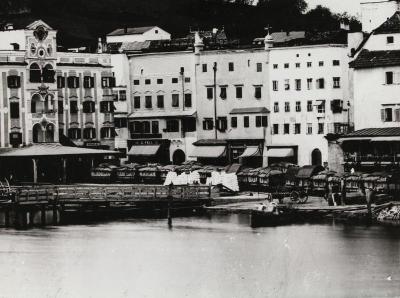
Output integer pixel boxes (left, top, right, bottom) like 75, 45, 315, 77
32, 111, 56, 119
327, 122, 354, 135
344, 153, 400, 164
130, 133, 162, 139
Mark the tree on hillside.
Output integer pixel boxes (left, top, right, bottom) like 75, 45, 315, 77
256, 0, 307, 31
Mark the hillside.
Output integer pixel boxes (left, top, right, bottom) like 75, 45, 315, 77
0, 0, 359, 49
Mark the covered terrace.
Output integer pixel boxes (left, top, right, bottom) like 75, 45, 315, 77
0, 143, 120, 184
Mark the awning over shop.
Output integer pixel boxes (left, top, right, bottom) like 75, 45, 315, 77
190, 146, 226, 158
239, 146, 261, 158
370, 136, 400, 142
128, 145, 161, 156
267, 148, 294, 158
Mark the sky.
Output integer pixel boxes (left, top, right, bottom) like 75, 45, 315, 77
306, 0, 361, 16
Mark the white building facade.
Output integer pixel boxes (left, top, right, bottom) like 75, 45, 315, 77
268, 44, 351, 167
106, 26, 171, 44
126, 51, 197, 164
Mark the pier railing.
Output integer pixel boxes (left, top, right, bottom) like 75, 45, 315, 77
13, 185, 215, 203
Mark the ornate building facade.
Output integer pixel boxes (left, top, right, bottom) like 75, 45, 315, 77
0, 20, 116, 149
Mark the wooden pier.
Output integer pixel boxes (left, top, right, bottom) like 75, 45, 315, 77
0, 185, 216, 229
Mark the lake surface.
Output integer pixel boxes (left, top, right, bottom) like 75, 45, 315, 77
0, 214, 399, 298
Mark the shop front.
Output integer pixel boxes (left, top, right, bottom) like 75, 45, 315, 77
127, 139, 170, 164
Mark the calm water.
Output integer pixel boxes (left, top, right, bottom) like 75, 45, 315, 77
0, 215, 399, 298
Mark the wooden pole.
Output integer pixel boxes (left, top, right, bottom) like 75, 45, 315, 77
62, 158, 67, 184
32, 158, 38, 184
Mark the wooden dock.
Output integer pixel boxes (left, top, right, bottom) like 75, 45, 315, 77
0, 185, 216, 229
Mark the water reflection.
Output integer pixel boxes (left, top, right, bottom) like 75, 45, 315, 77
0, 214, 399, 298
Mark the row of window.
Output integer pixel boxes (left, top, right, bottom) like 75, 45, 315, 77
133, 77, 190, 86
206, 85, 262, 100
68, 101, 115, 114
67, 127, 116, 140
201, 62, 263, 73
272, 77, 341, 91
273, 100, 343, 113
133, 94, 192, 109
272, 60, 340, 69
272, 123, 325, 135
202, 115, 268, 131
57, 76, 116, 89
130, 118, 196, 134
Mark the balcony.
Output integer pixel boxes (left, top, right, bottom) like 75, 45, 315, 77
32, 110, 56, 119
327, 123, 354, 135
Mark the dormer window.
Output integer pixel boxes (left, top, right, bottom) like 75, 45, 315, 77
387, 36, 394, 44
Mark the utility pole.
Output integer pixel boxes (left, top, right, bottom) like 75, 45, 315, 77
213, 62, 218, 140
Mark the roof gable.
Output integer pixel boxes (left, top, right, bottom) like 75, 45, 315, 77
26, 19, 53, 30
374, 11, 400, 35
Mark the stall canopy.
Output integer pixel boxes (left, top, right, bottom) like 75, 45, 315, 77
0, 143, 118, 157
239, 146, 261, 158
267, 148, 294, 158
190, 146, 226, 158
296, 165, 324, 179
128, 145, 161, 156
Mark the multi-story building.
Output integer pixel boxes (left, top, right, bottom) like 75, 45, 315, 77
343, 11, 400, 170
126, 51, 197, 164
0, 20, 115, 149
268, 43, 351, 167
193, 43, 270, 167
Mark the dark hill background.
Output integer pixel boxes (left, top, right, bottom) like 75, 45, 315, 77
0, 0, 361, 49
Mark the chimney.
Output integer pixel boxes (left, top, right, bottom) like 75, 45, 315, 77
194, 32, 204, 55
124, 26, 128, 34
340, 20, 350, 31
97, 37, 103, 54
5, 23, 14, 30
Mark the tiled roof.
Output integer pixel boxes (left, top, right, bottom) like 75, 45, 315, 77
229, 107, 270, 114
119, 41, 151, 52
0, 143, 119, 157
344, 127, 400, 137
374, 11, 400, 34
349, 49, 400, 69
107, 26, 156, 36
271, 31, 305, 43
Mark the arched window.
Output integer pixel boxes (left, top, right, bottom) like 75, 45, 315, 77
31, 94, 43, 113
29, 63, 41, 83
32, 123, 43, 143
42, 64, 55, 83
45, 123, 55, 142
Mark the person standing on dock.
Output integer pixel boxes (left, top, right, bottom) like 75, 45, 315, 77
365, 186, 375, 221
340, 178, 346, 206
